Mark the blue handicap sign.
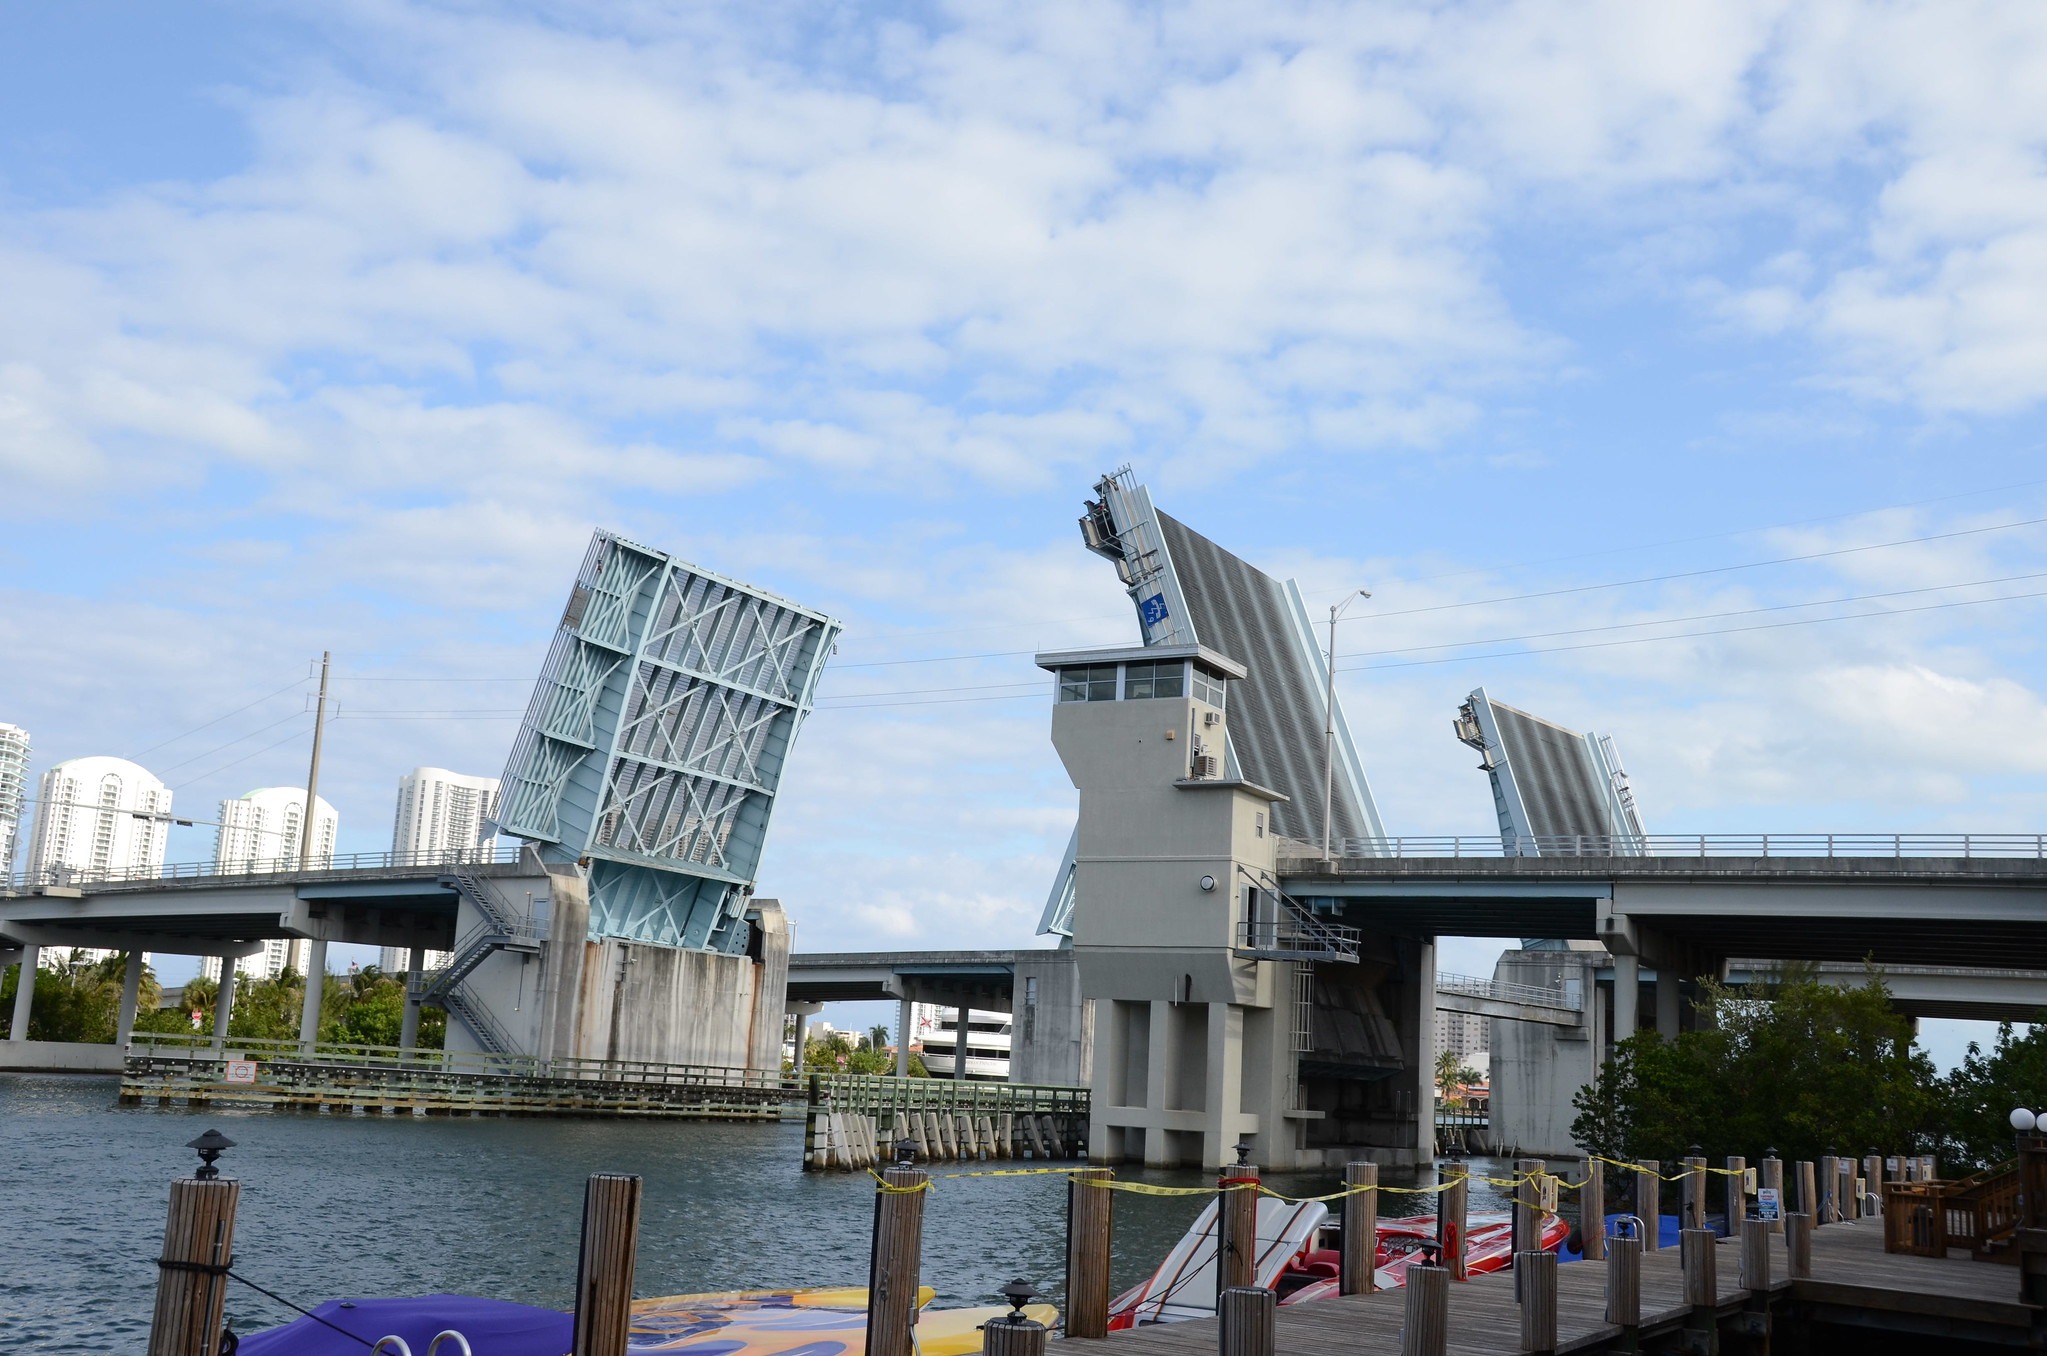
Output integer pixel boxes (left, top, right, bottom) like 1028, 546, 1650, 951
1140, 593, 1170, 627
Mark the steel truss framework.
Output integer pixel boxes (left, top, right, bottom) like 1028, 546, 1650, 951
498, 531, 840, 950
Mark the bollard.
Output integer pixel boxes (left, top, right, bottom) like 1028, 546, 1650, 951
1683, 1154, 1707, 1232
1401, 1264, 1449, 1356
1740, 1218, 1772, 1293
866, 1164, 928, 1356
572, 1173, 642, 1356
1863, 1154, 1883, 1217
1218, 1153, 1261, 1297
1786, 1213, 1812, 1279
1605, 1233, 1641, 1331
1761, 1154, 1784, 1235
1064, 1169, 1113, 1339
1841, 1157, 1858, 1221
1635, 1160, 1662, 1251
1219, 1285, 1276, 1356
1437, 1169, 1469, 1280
1582, 1158, 1606, 1262
1725, 1156, 1747, 1236
983, 1283, 1049, 1356
1797, 1160, 1817, 1222
1512, 1158, 1547, 1259
1517, 1250, 1557, 1354
1819, 1155, 1839, 1225
1341, 1162, 1378, 1295
147, 1149, 242, 1356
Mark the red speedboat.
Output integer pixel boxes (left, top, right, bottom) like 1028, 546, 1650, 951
1110, 1196, 1569, 1328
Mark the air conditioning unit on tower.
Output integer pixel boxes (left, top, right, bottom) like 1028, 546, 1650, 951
1190, 754, 1219, 779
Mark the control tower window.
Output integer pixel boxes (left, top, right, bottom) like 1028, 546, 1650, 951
1192, 664, 1229, 708
1058, 665, 1118, 702
1123, 660, 1185, 700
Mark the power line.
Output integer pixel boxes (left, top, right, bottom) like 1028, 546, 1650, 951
170, 723, 315, 791
1365, 514, 2047, 621
127, 677, 309, 761
154, 710, 311, 779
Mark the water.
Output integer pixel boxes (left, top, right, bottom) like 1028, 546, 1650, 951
0, 1074, 1520, 1353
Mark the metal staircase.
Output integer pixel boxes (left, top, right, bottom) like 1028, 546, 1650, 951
1233, 865, 1361, 962
413, 871, 545, 1056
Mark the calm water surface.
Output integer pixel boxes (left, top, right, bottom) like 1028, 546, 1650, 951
0, 1074, 1523, 1354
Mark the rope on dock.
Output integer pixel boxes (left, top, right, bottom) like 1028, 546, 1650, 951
217, 1265, 378, 1349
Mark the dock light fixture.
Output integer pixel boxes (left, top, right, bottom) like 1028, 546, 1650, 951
1233, 1140, 1254, 1167
2013, 1108, 2038, 1132
999, 1280, 1038, 1322
893, 1138, 917, 1165
187, 1128, 235, 1180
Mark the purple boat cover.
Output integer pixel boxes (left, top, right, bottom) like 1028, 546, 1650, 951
234, 1294, 572, 1356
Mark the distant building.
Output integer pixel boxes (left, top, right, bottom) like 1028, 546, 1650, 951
378, 768, 498, 974
26, 755, 173, 883
209, 787, 339, 979
0, 723, 28, 877
24, 754, 173, 967
213, 787, 339, 876
1437, 1008, 1488, 1063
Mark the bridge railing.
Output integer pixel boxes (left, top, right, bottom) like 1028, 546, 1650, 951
1287, 833, 2047, 861
1436, 971, 1583, 1011
4, 843, 528, 893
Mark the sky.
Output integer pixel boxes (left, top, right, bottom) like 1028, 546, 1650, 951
3, 0, 2046, 1068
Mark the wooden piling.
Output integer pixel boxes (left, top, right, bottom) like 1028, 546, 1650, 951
147, 1177, 241, 1356
1438, 1169, 1469, 1280
1842, 1157, 1859, 1220
1517, 1250, 1557, 1354
1797, 1160, 1817, 1222
1682, 1156, 1707, 1232
1634, 1160, 1661, 1251
1064, 1169, 1113, 1339
1740, 1217, 1771, 1294
1605, 1234, 1641, 1330
1680, 1227, 1718, 1356
1863, 1154, 1883, 1216
1219, 1160, 1262, 1295
572, 1172, 643, 1356
1581, 1158, 1606, 1262
1341, 1161, 1379, 1295
1219, 1286, 1276, 1356
1786, 1213, 1812, 1279
866, 1164, 928, 1356
983, 1311, 1048, 1356
1725, 1155, 1747, 1231
1402, 1265, 1449, 1356
1761, 1155, 1785, 1234
1818, 1155, 1839, 1225
1512, 1158, 1546, 1259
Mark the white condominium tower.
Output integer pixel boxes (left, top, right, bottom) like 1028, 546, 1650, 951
379, 767, 500, 974
204, 788, 340, 981
24, 755, 173, 966
213, 787, 340, 874
26, 755, 172, 883
0, 723, 28, 877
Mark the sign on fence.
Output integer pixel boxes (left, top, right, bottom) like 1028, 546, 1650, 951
224, 1060, 259, 1085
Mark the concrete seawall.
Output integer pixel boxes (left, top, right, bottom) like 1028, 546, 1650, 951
0, 1040, 124, 1074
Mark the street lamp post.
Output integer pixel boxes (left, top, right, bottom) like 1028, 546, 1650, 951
1323, 589, 1372, 862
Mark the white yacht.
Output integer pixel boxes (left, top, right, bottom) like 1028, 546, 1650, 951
918, 1008, 1011, 1079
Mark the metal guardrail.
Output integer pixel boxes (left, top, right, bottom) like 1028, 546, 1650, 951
1437, 971, 1584, 1011
1286, 833, 2047, 861
4, 844, 526, 893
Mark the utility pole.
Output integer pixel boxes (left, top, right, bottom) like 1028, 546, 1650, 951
292, 652, 332, 988
1322, 591, 1370, 862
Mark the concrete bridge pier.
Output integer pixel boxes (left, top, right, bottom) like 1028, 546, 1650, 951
8, 943, 36, 1040
212, 962, 236, 1049
116, 951, 143, 1046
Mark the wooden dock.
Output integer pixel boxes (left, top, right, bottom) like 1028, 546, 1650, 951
1060, 1218, 2040, 1353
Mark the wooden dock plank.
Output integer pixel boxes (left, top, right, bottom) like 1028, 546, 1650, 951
1061, 1218, 2025, 1355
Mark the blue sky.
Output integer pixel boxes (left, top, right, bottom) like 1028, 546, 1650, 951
4, 1, 2046, 1066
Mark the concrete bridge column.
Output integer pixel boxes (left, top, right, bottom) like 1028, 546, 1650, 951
895, 995, 912, 1077
1655, 969, 1681, 1043
954, 1005, 971, 1081
1414, 941, 1436, 1161
298, 938, 329, 1050
115, 951, 144, 1047
7, 944, 37, 1041
399, 947, 423, 1052
1203, 1002, 1245, 1169
1143, 1000, 1175, 1166
1612, 953, 1639, 1049
213, 962, 237, 1049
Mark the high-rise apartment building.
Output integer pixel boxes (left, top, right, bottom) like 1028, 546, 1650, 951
201, 938, 304, 985
378, 768, 499, 974
1436, 1009, 1489, 1063
213, 787, 339, 875
27, 755, 173, 883
0, 723, 29, 877
25, 755, 173, 967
